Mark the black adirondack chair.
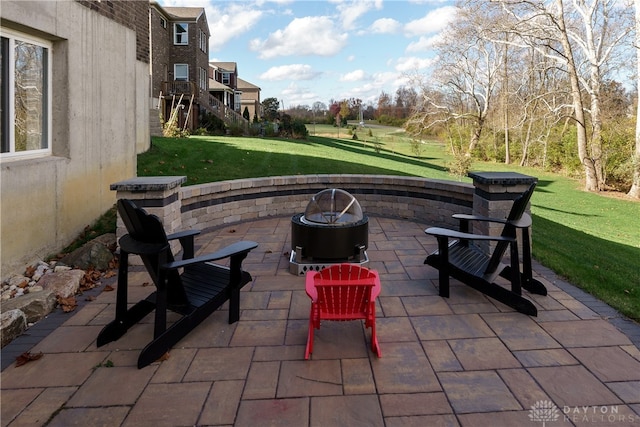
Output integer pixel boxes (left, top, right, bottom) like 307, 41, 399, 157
96, 199, 258, 368
424, 182, 547, 315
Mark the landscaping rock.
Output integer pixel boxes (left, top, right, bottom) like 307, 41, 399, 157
59, 237, 115, 270
38, 269, 85, 299
0, 290, 57, 323
1, 310, 27, 348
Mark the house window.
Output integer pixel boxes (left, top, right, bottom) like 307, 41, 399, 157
199, 29, 207, 53
174, 23, 188, 45
174, 64, 188, 81
1, 29, 51, 158
234, 92, 242, 112
199, 67, 207, 91
221, 72, 230, 85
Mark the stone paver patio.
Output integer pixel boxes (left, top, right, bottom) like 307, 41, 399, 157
2, 216, 639, 426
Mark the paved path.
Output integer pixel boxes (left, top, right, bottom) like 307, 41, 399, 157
2, 216, 639, 426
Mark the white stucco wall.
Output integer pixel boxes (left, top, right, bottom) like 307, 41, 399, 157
1, 1, 149, 278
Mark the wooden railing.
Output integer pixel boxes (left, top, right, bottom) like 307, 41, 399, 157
160, 80, 249, 132
162, 81, 196, 96
208, 94, 249, 131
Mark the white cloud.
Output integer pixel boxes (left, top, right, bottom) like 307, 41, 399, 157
395, 56, 436, 72
249, 16, 348, 59
340, 69, 366, 82
369, 18, 401, 34
405, 35, 441, 53
260, 64, 322, 81
336, 0, 383, 30
281, 82, 319, 106
206, 4, 264, 51
404, 6, 458, 37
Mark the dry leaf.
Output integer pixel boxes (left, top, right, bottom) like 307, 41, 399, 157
156, 352, 170, 362
57, 296, 78, 312
16, 352, 43, 367
142, 282, 151, 287
103, 284, 115, 292
103, 270, 116, 279
24, 265, 36, 278
229, 229, 236, 233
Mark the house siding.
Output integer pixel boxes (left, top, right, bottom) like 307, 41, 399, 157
0, 0, 149, 278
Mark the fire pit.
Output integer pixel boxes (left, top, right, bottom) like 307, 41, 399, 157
289, 188, 369, 275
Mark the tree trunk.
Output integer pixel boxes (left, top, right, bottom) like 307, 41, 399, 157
555, 0, 600, 191
467, 117, 484, 155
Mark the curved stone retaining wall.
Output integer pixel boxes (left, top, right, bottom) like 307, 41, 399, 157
179, 175, 474, 231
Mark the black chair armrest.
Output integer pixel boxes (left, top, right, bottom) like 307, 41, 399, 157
452, 213, 507, 224
452, 213, 532, 232
425, 227, 516, 243
162, 240, 258, 270
167, 229, 201, 241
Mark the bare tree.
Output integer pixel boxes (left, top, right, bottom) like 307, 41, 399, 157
410, 4, 506, 156
494, 0, 634, 191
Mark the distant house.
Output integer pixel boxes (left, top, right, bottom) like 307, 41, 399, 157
0, 0, 149, 277
238, 78, 262, 122
209, 62, 249, 130
149, 2, 211, 132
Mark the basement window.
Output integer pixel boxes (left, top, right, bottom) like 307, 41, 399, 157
0, 28, 52, 159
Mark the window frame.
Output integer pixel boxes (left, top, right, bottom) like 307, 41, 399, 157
173, 23, 188, 45
199, 67, 207, 91
199, 29, 207, 53
1, 28, 52, 160
174, 63, 189, 81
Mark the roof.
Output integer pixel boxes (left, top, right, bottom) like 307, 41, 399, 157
210, 62, 237, 73
159, 6, 204, 21
238, 78, 260, 91
208, 78, 233, 92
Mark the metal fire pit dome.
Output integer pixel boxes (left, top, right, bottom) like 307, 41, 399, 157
301, 188, 364, 225
290, 188, 369, 275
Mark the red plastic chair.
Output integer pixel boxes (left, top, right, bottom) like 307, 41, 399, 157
305, 263, 382, 359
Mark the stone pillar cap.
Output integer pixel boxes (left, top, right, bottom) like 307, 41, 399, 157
110, 176, 187, 191
468, 172, 537, 186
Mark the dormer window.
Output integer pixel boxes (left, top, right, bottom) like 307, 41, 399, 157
174, 23, 188, 45
222, 72, 230, 85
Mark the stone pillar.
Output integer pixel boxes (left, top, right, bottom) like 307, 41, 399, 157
110, 176, 187, 263
469, 172, 537, 256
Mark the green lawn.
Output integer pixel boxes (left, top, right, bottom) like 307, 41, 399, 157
139, 131, 640, 320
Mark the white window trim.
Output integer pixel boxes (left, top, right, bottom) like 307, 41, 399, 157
199, 29, 207, 53
0, 28, 52, 161
199, 67, 207, 90
174, 23, 188, 45
174, 63, 188, 81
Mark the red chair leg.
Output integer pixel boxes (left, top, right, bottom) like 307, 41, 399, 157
370, 318, 381, 358
305, 312, 315, 360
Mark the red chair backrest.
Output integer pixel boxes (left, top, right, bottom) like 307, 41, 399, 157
313, 264, 376, 320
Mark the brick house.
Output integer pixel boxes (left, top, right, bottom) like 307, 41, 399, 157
208, 61, 251, 130
150, 2, 211, 131
238, 78, 262, 122
1, 0, 149, 277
